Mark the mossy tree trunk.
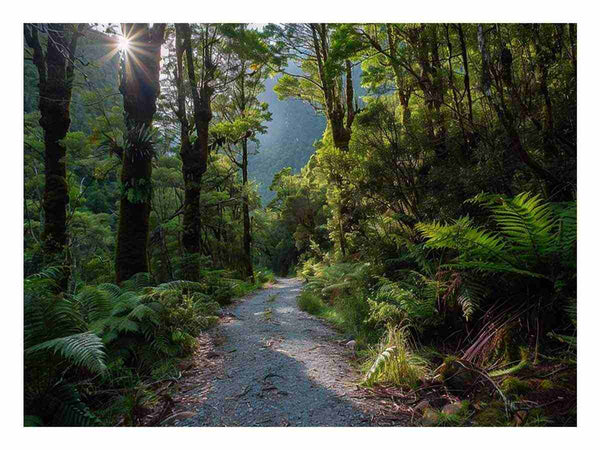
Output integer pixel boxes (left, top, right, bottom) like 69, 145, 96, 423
310, 24, 355, 256
174, 23, 214, 281
115, 23, 166, 284
24, 23, 83, 290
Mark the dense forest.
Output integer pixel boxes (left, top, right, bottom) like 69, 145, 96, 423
23, 23, 576, 427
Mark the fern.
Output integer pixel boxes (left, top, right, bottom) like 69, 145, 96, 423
26, 332, 107, 374
119, 272, 153, 292
486, 193, 556, 263
364, 346, 397, 385
456, 279, 487, 322
417, 217, 510, 265
48, 383, 102, 426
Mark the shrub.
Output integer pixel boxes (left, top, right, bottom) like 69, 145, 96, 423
24, 270, 221, 426
297, 290, 325, 315
255, 268, 275, 284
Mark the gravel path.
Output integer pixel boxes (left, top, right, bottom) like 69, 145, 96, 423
178, 277, 378, 426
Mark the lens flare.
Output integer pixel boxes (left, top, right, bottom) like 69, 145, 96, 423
117, 36, 130, 51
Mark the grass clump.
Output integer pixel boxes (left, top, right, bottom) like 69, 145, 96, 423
362, 325, 428, 388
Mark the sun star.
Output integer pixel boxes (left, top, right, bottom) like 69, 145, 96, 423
117, 35, 130, 51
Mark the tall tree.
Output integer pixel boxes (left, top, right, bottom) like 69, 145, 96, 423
269, 23, 358, 255
212, 25, 273, 281
270, 23, 356, 151
115, 23, 166, 283
24, 23, 85, 289
172, 23, 216, 280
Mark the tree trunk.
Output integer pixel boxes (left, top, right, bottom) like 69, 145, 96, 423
115, 23, 165, 284
242, 137, 254, 282
178, 23, 213, 281
476, 24, 570, 202
24, 23, 82, 290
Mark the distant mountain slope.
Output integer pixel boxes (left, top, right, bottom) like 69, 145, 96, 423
249, 73, 326, 203
249, 63, 364, 204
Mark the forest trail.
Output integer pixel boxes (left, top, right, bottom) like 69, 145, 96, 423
177, 278, 383, 426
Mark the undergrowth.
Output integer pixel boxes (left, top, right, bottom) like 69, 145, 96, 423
24, 265, 266, 426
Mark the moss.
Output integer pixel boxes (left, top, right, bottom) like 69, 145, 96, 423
501, 376, 531, 395
489, 347, 529, 377
524, 408, 553, 426
438, 356, 458, 379
539, 379, 554, 390
473, 402, 506, 426
438, 356, 476, 392
421, 407, 440, 426
436, 401, 471, 426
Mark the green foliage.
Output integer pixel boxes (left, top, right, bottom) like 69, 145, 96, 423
500, 376, 532, 396
24, 267, 222, 426
367, 278, 440, 330
26, 332, 107, 374
363, 326, 428, 387
24, 22, 577, 427
297, 291, 326, 315
415, 193, 577, 324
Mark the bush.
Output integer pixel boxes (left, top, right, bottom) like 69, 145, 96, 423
297, 290, 325, 315
24, 270, 221, 426
255, 268, 275, 284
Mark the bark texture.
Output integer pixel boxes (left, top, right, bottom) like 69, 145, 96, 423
115, 23, 166, 284
24, 23, 82, 289
242, 137, 254, 282
174, 23, 214, 281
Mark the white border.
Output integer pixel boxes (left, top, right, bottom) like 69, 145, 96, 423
4, 1, 596, 447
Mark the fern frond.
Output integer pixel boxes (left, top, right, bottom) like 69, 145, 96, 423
555, 202, 576, 266
442, 262, 549, 279
456, 279, 487, 321
120, 272, 153, 292
48, 383, 101, 426
26, 332, 106, 374
364, 346, 397, 385
96, 283, 122, 298
489, 193, 556, 262
128, 303, 159, 324
152, 280, 205, 293
73, 286, 112, 323
417, 217, 509, 264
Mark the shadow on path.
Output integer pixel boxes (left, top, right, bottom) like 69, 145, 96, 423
178, 278, 376, 427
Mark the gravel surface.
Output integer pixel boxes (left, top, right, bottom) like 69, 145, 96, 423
178, 277, 378, 427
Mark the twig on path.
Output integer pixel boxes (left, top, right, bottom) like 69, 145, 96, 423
264, 372, 286, 381
226, 385, 251, 400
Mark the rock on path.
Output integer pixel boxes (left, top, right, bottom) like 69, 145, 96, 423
178, 277, 378, 426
